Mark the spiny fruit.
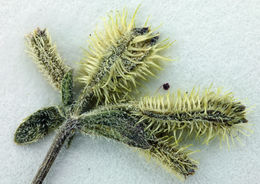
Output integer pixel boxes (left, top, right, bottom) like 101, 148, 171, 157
136, 87, 248, 146
78, 5, 172, 105
76, 86, 249, 178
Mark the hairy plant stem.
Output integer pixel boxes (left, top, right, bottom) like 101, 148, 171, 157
73, 87, 96, 116
31, 119, 79, 184
32, 84, 96, 184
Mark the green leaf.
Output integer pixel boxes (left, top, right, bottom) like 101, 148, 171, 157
78, 109, 151, 149
14, 106, 65, 144
61, 70, 74, 106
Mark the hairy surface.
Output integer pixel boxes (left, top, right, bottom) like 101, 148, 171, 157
78, 104, 198, 178
137, 87, 248, 145
13, 5, 251, 184
26, 28, 70, 90
14, 106, 65, 144
78, 6, 172, 105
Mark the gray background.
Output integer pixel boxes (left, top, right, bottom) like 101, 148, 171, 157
0, 0, 259, 183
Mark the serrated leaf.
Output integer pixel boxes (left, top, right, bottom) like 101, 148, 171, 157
61, 70, 74, 106
14, 106, 65, 144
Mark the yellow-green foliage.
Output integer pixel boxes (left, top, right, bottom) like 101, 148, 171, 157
26, 28, 70, 90
145, 143, 198, 180
76, 86, 249, 178
136, 87, 248, 146
78, 6, 172, 104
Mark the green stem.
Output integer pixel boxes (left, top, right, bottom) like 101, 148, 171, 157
73, 86, 95, 116
31, 84, 95, 183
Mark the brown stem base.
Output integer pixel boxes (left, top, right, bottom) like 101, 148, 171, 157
31, 119, 78, 184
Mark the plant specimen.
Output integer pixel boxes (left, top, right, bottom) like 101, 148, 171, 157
14, 6, 249, 184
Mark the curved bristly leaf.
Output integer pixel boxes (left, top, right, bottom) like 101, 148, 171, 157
26, 28, 70, 90
144, 143, 198, 179
77, 6, 172, 106
14, 106, 65, 144
61, 70, 74, 107
78, 108, 152, 149
83, 85, 249, 147
136, 87, 248, 145
76, 86, 248, 176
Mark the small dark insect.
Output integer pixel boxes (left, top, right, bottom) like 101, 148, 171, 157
155, 83, 170, 93
163, 83, 170, 90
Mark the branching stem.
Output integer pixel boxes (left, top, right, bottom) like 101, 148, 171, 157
31, 119, 79, 184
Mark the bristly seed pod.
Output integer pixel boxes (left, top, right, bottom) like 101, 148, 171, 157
26, 28, 70, 90
78, 5, 172, 105
146, 143, 198, 179
76, 85, 248, 178
136, 87, 249, 146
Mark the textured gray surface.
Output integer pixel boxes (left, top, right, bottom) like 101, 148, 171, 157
0, 0, 260, 183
